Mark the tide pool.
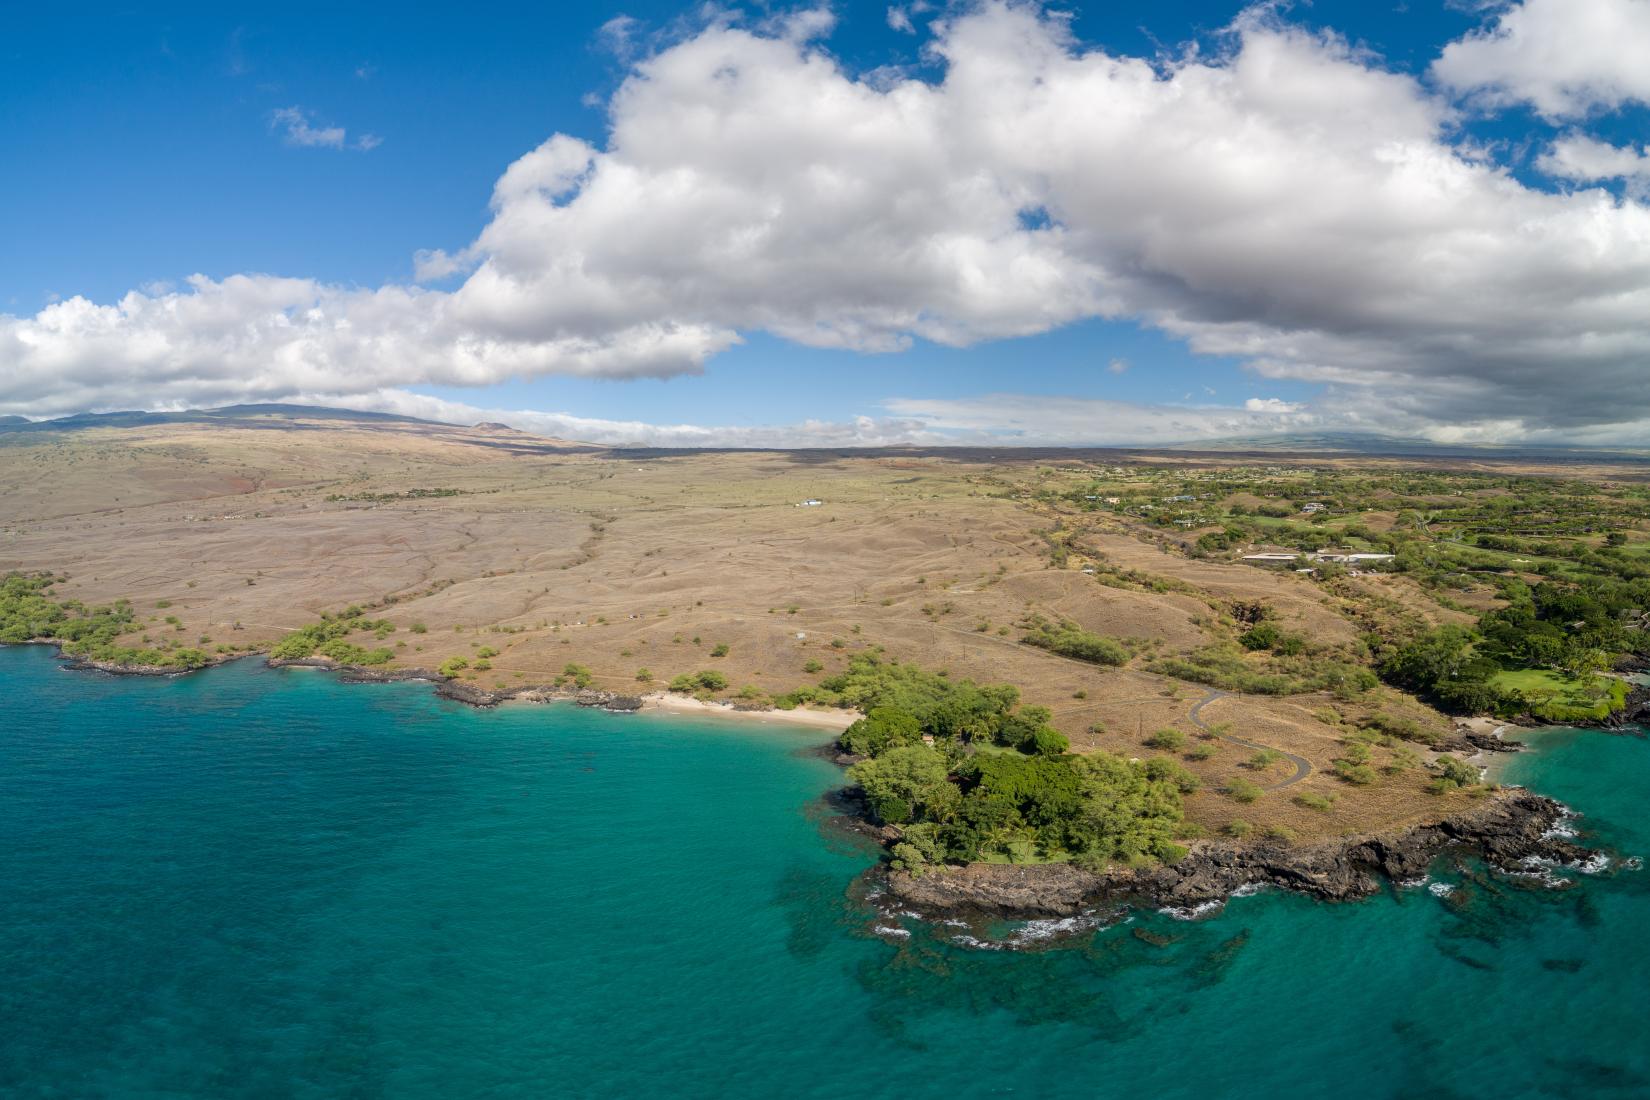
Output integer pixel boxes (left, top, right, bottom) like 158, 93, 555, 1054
1, 645, 1646, 1099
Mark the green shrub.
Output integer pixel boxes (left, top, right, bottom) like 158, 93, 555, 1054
1333, 761, 1378, 786
1019, 614, 1130, 666
1024, 727, 1070, 756
1146, 728, 1186, 751
1432, 755, 1481, 790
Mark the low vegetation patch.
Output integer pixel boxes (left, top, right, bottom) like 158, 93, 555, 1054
269, 607, 395, 666
1018, 613, 1130, 666
0, 572, 212, 670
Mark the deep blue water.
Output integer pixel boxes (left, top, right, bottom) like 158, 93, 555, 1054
2, 645, 1647, 1099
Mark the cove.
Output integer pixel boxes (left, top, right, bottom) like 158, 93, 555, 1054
2, 645, 1647, 1099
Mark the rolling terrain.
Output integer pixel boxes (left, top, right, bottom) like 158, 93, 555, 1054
7, 406, 1639, 845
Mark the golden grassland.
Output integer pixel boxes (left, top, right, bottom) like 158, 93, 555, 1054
5, 414, 1618, 843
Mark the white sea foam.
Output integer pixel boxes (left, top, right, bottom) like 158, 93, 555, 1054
1427, 882, 1455, 897
1541, 811, 1581, 841
1231, 883, 1267, 898
1159, 899, 1224, 921
873, 924, 911, 940
1574, 852, 1611, 875
1510, 857, 1574, 889
1007, 913, 1101, 945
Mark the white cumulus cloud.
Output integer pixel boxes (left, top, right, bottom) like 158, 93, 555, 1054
1539, 135, 1650, 195
1432, 0, 1650, 118
5, 2, 1650, 445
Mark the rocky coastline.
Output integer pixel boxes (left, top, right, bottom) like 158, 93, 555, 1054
879, 788, 1596, 921
264, 656, 646, 711
28, 640, 841, 724
21, 639, 1620, 930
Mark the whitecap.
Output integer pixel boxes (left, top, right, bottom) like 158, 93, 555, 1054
1427, 882, 1455, 897
1159, 899, 1224, 921
1541, 812, 1580, 841
1574, 852, 1611, 875
1007, 914, 1101, 945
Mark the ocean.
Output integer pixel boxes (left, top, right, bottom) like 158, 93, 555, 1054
1, 645, 1645, 1099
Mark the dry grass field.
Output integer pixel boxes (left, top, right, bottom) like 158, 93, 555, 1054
2, 410, 1571, 843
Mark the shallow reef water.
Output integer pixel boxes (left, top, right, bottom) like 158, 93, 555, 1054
1, 646, 1646, 1099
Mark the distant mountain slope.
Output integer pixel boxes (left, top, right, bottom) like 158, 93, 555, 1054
0, 403, 442, 434
0, 403, 603, 454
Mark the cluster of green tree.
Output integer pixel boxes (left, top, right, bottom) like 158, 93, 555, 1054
1237, 620, 1306, 656
1018, 614, 1130, 666
269, 607, 395, 665
1379, 577, 1650, 717
1377, 624, 1515, 714
839, 700, 1068, 758
839, 693, 1186, 869
1479, 580, 1650, 668
779, 653, 1021, 734
668, 669, 728, 693
0, 572, 211, 669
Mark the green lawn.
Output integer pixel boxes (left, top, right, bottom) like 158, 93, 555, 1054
1490, 669, 1630, 722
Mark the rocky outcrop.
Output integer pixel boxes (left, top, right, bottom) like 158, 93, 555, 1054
1597, 681, 1650, 730
884, 789, 1592, 920
575, 690, 643, 711
261, 657, 646, 711
58, 655, 210, 676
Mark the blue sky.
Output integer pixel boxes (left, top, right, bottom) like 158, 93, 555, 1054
4, 1, 1650, 445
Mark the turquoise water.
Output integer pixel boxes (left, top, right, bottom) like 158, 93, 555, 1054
2, 646, 1647, 1099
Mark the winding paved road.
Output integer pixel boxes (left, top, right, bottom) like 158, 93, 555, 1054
1188, 689, 1312, 790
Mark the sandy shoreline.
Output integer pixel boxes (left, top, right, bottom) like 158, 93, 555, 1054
636, 691, 857, 732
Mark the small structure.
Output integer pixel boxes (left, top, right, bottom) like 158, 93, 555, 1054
1301, 502, 1326, 514
1242, 553, 1301, 564
798, 498, 823, 507
1244, 550, 1394, 568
